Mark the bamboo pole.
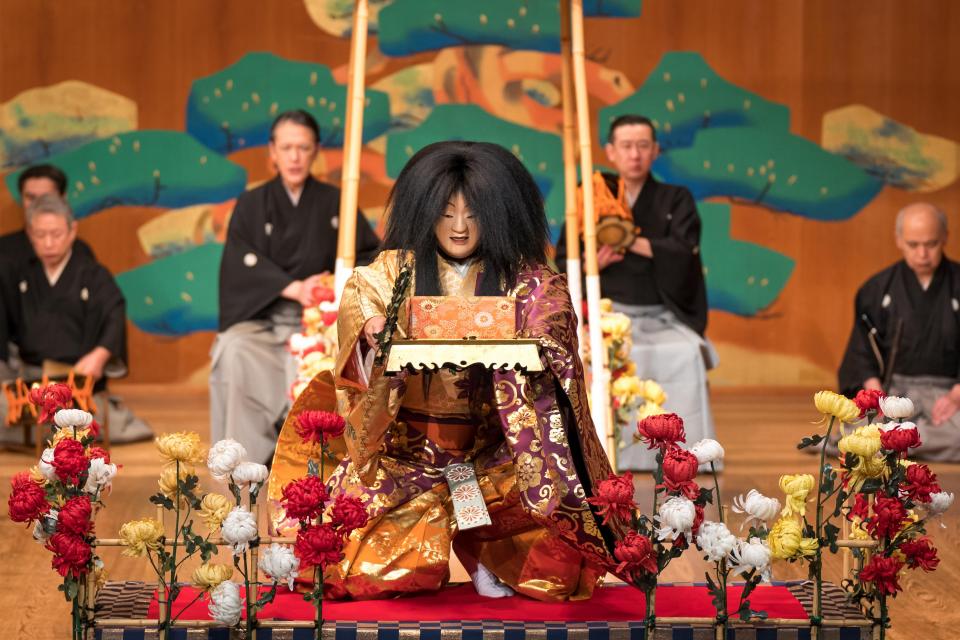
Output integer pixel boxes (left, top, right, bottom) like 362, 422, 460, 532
569, 0, 613, 463
333, 0, 370, 300
249, 499, 261, 640
559, 0, 583, 355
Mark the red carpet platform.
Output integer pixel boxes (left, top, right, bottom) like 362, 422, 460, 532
94, 581, 870, 639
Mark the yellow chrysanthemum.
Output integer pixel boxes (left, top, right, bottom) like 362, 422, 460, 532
612, 375, 643, 401
198, 493, 233, 531
119, 518, 164, 557
155, 432, 204, 465
600, 313, 631, 341
768, 517, 819, 560
51, 427, 92, 446
845, 454, 888, 493
28, 466, 46, 484
599, 298, 614, 313
640, 379, 667, 405
779, 474, 815, 518
158, 464, 195, 499
813, 390, 860, 424
192, 562, 234, 592
838, 424, 883, 459
637, 401, 668, 421
849, 517, 871, 541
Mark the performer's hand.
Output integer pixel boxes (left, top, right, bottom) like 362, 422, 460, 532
627, 235, 653, 258
863, 377, 883, 392
363, 316, 387, 350
74, 347, 111, 381
597, 244, 625, 270
932, 393, 960, 426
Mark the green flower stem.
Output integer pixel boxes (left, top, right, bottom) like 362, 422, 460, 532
710, 461, 724, 523
813, 416, 837, 637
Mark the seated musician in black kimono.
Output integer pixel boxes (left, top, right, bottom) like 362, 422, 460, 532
839, 202, 960, 461
0, 193, 150, 442
210, 110, 380, 465
1, 164, 97, 380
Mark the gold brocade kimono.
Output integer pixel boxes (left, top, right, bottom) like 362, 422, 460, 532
268, 250, 620, 601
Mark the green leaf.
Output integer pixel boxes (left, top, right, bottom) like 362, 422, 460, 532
824, 522, 841, 553
149, 493, 175, 510
307, 459, 320, 478
797, 434, 824, 450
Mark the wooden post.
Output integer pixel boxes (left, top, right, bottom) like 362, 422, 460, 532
559, 0, 583, 354
569, 0, 613, 463
333, 0, 370, 300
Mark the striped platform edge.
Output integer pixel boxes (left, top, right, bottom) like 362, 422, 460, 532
93, 580, 871, 640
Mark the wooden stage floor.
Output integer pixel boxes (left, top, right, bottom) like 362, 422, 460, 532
1, 385, 957, 639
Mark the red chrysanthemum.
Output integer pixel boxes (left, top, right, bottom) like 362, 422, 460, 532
29, 383, 73, 424
321, 311, 339, 326
86, 446, 111, 464
849, 493, 870, 521
311, 286, 336, 304
902, 464, 940, 504
281, 475, 328, 522
52, 438, 90, 485
880, 426, 921, 455
692, 502, 705, 537
854, 389, 885, 417
46, 533, 92, 578
659, 447, 700, 499
7, 472, 50, 523
58, 495, 93, 537
295, 410, 346, 446
87, 420, 101, 439
330, 494, 369, 534
586, 472, 636, 525
294, 522, 344, 569
637, 413, 686, 450
859, 555, 904, 596
900, 537, 939, 572
614, 530, 658, 576
866, 496, 908, 540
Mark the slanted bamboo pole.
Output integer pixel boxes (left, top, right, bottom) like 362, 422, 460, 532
569, 0, 613, 463
334, 0, 370, 300
559, 0, 583, 354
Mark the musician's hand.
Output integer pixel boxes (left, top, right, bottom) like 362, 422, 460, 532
933, 391, 960, 426
75, 347, 111, 381
597, 244, 624, 270
627, 235, 653, 258
863, 377, 883, 392
363, 316, 387, 350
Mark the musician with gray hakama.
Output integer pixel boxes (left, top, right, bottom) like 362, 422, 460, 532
555, 115, 717, 471
210, 111, 380, 464
838, 202, 960, 462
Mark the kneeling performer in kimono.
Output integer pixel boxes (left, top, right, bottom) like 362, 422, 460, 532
276, 141, 624, 601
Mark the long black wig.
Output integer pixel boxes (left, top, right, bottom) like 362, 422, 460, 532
381, 140, 550, 296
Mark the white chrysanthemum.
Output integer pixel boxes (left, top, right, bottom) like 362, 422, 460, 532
690, 439, 725, 464
54, 409, 94, 430
231, 462, 269, 491
258, 543, 300, 591
221, 506, 258, 554
729, 537, 772, 578
208, 580, 242, 626
696, 521, 737, 561
731, 489, 781, 530
83, 457, 118, 495
207, 439, 247, 482
928, 491, 954, 515
879, 396, 914, 420
655, 496, 696, 541
38, 448, 57, 481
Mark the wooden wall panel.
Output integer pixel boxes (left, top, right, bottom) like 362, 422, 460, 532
1, 0, 958, 387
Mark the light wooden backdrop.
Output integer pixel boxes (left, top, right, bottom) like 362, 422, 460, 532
1, 0, 958, 387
